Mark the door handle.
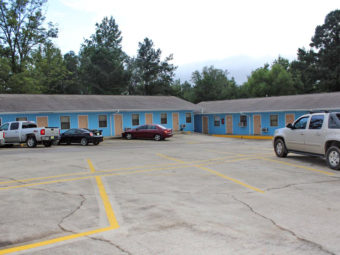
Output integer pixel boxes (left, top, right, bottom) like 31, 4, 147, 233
300, 133, 304, 135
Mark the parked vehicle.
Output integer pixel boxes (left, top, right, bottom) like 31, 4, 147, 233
273, 112, 340, 170
59, 128, 103, 146
122, 124, 173, 141
0, 130, 5, 146
0, 121, 60, 148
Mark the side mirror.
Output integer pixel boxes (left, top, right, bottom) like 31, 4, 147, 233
286, 123, 294, 129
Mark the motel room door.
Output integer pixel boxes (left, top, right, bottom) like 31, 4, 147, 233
145, 113, 153, 124
203, 116, 209, 134
78, 115, 88, 129
36, 116, 48, 127
172, 113, 179, 131
226, 115, 233, 134
114, 114, 123, 136
253, 115, 261, 135
285, 113, 295, 126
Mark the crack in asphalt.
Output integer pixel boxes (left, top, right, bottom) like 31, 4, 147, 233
0, 176, 129, 254
0, 176, 88, 232
231, 195, 336, 255
266, 179, 340, 191
86, 236, 132, 255
57, 194, 87, 233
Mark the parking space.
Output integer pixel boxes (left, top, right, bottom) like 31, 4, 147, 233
0, 134, 340, 254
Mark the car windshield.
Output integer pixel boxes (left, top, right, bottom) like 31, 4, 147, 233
0, 123, 9, 131
157, 125, 167, 129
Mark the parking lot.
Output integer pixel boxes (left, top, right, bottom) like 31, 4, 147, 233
0, 133, 339, 255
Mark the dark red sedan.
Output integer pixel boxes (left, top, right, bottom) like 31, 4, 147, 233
122, 124, 173, 141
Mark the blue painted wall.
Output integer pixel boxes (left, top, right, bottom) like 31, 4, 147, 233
194, 111, 312, 136
194, 115, 202, 133
118, 110, 194, 134
0, 110, 195, 137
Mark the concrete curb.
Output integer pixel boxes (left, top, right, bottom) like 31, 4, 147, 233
212, 134, 273, 140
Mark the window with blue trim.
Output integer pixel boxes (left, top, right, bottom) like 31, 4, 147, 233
132, 114, 139, 126
214, 116, 220, 126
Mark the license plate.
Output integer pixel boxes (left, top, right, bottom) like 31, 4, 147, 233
51, 136, 54, 139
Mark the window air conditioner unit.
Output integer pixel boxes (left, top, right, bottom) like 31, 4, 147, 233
239, 122, 246, 127
262, 127, 269, 132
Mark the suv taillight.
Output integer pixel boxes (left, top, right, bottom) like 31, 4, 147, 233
40, 129, 45, 135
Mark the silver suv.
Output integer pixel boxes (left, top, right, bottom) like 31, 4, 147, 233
273, 112, 340, 170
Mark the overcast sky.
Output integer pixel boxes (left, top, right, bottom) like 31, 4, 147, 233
46, 0, 339, 83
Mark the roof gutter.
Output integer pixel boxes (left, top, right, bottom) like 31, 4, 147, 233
0, 108, 196, 115
195, 107, 340, 115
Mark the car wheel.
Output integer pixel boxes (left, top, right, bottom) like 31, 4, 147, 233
80, 138, 88, 146
93, 140, 99, 145
126, 133, 132, 140
154, 134, 161, 141
274, 138, 287, 157
43, 141, 52, 147
26, 136, 37, 148
326, 146, 340, 170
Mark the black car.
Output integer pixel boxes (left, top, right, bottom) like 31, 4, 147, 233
59, 128, 103, 146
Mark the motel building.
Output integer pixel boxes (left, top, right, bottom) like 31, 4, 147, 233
194, 92, 340, 137
0, 94, 196, 136
0, 92, 339, 137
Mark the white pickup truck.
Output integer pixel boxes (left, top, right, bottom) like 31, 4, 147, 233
0, 121, 60, 148
273, 112, 340, 170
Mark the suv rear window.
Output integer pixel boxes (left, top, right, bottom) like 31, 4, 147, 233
329, 113, 340, 129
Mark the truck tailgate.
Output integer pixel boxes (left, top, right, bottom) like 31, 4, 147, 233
45, 128, 60, 137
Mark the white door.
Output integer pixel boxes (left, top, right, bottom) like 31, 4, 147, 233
285, 116, 309, 151
304, 115, 325, 154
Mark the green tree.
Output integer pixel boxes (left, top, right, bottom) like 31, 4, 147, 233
0, 0, 57, 74
241, 58, 296, 98
30, 42, 68, 93
79, 16, 130, 94
129, 38, 176, 95
191, 66, 238, 103
63, 51, 83, 94
311, 9, 340, 91
170, 80, 195, 102
0, 56, 11, 92
291, 9, 340, 92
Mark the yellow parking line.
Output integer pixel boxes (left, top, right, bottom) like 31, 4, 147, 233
0, 227, 115, 255
205, 149, 273, 158
0, 160, 119, 255
197, 165, 264, 193
95, 176, 119, 228
0, 155, 245, 187
200, 157, 259, 166
205, 149, 246, 157
0, 163, 181, 185
0, 175, 93, 191
0, 171, 90, 185
1, 156, 263, 191
212, 134, 273, 140
87, 159, 96, 173
157, 153, 264, 193
259, 157, 335, 176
